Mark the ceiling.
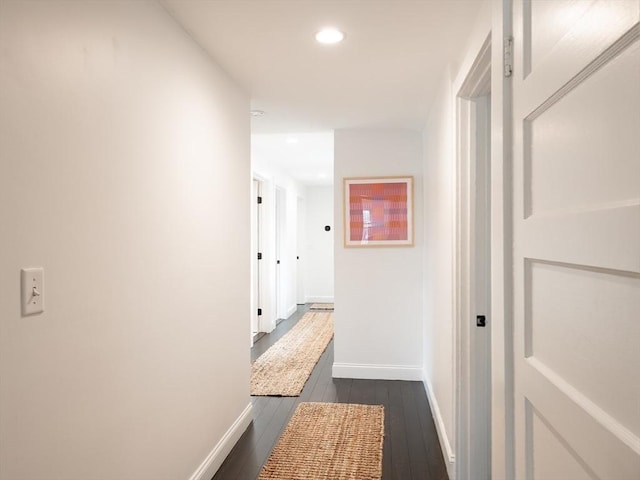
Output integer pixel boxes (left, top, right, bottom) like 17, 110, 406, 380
252, 132, 334, 186
161, 0, 485, 185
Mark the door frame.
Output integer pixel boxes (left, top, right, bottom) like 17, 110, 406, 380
251, 177, 262, 345
274, 185, 286, 321
451, 1, 517, 477
452, 3, 515, 473
489, 1, 514, 478
454, 33, 492, 480
296, 196, 305, 305
251, 173, 277, 334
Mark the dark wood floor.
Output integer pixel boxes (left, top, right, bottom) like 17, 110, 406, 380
213, 305, 449, 480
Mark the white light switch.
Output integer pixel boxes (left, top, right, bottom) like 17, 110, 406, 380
21, 267, 44, 316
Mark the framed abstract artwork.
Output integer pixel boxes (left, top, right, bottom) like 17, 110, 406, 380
343, 176, 414, 247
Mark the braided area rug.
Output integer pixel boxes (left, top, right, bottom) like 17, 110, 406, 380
251, 312, 333, 396
259, 402, 384, 480
309, 303, 334, 311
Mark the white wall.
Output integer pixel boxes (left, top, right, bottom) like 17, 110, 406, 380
0, 2, 251, 479
304, 186, 334, 303
421, 2, 492, 476
333, 129, 423, 380
422, 68, 457, 467
252, 151, 304, 328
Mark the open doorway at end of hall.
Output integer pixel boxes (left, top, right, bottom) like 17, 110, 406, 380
250, 175, 306, 345
301, 186, 335, 306
251, 179, 335, 344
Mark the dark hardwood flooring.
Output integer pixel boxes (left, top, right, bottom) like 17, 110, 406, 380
213, 305, 449, 480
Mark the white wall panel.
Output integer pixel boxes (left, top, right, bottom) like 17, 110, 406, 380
333, 129, 423, 372
0, 3, 250, 479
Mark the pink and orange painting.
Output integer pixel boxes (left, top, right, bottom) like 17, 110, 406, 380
344, 177, 413, 247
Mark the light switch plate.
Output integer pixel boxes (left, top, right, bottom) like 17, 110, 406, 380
21, 268, 44, 316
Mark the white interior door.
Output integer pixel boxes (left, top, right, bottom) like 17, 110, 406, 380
275, 186, 285, 320
296, 196, 305, 305
251, 179, 261, 336
512, 1, 640, 478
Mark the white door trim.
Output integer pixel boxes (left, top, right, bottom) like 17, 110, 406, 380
490, 1, 514, 478
454, 33, 492, 480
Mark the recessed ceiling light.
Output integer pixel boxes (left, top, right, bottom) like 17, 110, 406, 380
315, 28, 345, 44
250, 109, 265, 117
286, 137, 299, 144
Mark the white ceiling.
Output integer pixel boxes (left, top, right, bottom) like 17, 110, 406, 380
252, 132, 334, 186
162, 0, 485, 185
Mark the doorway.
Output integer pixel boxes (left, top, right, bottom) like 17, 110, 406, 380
455, 34, 492, 480
275, 186, 286, 323
296, 196, 305, 305
251, 178, 263, 342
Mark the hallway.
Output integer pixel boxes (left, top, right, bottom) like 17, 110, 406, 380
4, 2, 638, 478
214, 305, 448, 480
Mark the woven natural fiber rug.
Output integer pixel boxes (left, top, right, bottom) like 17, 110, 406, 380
309, 303, 334, 311
259, 402, 384, 480
251, 312, 333, 396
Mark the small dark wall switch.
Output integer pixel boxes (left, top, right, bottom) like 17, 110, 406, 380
476, 315, 486, 327
324, 225, 331, 231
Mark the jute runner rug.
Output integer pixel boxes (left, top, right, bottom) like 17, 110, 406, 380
259, 402, 384, 480
251, 312, 333, 396
309, 303, 334, 311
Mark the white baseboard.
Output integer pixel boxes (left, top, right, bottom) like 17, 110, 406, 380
188, 402, 253, 480
285, 304, 297, 318
422, 375, 456, 479
305, 296, 334, 303
332, 362, 422, 381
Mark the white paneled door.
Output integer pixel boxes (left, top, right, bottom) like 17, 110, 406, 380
512, 1, 640, 478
